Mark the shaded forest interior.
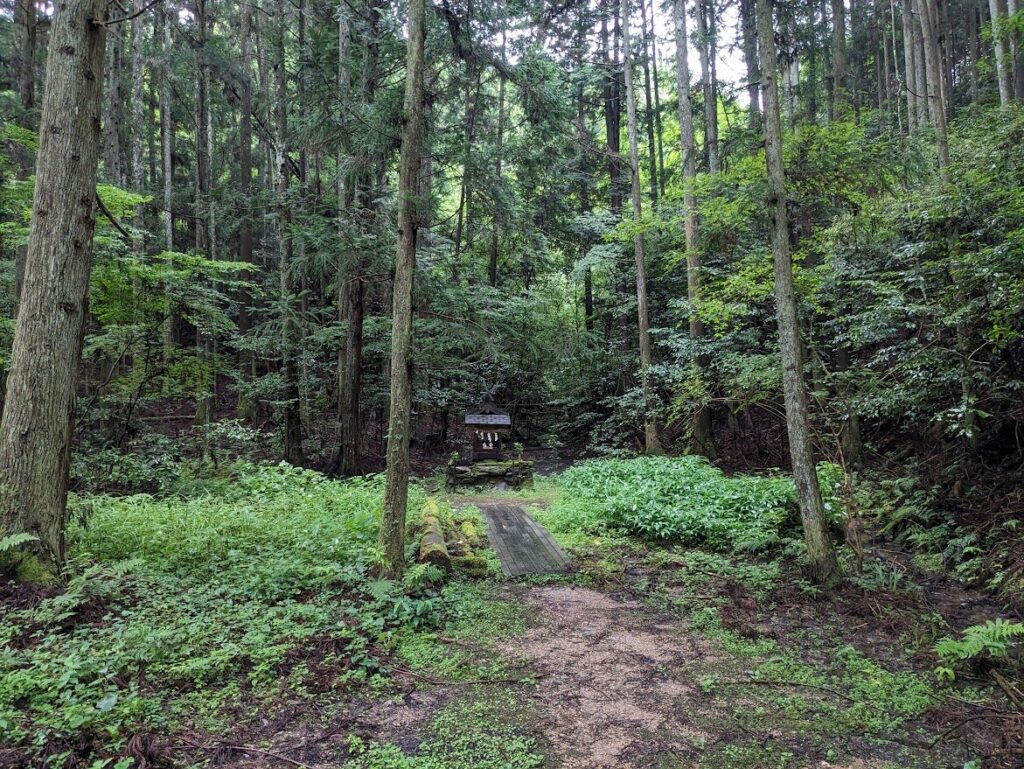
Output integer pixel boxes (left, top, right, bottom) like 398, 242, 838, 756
1, 0, 1024, 763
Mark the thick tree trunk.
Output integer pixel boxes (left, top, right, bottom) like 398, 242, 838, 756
917, 0, 950, 178
910, 0, 930, 125
0, 0, 106, 581
623, 0, 664, 456
380, 0, 426, 579
674, 0, 714, 457
601, 0, 624, 219
756, 0, 838, 585
967, 0, 979, 102
990, 0, 1013, 103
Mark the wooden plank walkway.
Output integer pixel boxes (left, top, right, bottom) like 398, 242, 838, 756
480, 503, 571, 577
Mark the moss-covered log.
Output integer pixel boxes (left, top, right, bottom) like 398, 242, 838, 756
418, 513, 451, 572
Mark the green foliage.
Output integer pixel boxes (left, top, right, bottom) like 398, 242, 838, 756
343, 692, 544, 769
551, 456, 843, 552
934, 619, 1024, 681
0, 463, 439, 765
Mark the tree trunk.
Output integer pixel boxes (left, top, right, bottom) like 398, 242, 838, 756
102, 35, 123, 185
380, 0, 426, 579
623, 0, 664, 456
990, 0, 1012, 103
697, 0, 720, 172
237, 2, 256, 421
910, 0, 930, 125
918, 0, 950, 178
901, 0, 918, 128
489, 28, 507, 287
756, 0, 838, 584
647, 0, 667, 196
741, 0, 762, 129
831, 0, 849, 113
1009, 0, 1024, 100
130, 1, 146, 241
967, 0, 979, 102
274, 0, 304, 465
0, 0, 107, 581
675, 0, 714, 457
601, 0, 624, 219
16, 0, 37, 115
639, 0, 659, 203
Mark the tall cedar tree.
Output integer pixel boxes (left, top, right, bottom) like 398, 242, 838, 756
380, 0, 427, 578
0, 0, 107, 580
756, 0, 839, 584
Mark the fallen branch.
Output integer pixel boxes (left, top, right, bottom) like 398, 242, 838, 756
169, 742, 311, 769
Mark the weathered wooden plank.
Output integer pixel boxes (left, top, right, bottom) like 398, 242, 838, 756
480, 503, 569, 577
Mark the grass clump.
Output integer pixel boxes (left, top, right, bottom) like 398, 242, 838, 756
550, 456, 842, 552
0, 463, 442, 767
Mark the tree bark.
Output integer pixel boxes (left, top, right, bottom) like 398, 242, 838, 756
901, 0, 918, 129
0, 0, 107, 581
131, 0, 146, 241
274, 0, 304, 465
1009, 0, 1024, 100
623, 0, 664, 456
639, 0, 659, 203
380, 0, 426, 579
697, 0, 720, 172
16, 0, 37, 115
741, 0, 762, 129
990, 0, 1013, 103
756, 0, 838, 584
917, 0, 950, 178
675, 0, 714, 457
831, 0, 849, 114
237, 2, 256, 421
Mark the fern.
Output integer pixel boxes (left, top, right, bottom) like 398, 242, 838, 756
0, 532, 39, 552
934, 619, 1024, 680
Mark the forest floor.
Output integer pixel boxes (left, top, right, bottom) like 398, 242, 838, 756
195, 490, 1013, 769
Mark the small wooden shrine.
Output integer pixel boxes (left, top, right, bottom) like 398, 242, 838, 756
464, 401, 511, 461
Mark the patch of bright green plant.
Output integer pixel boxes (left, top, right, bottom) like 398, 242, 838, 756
551, 457, 843, 552
0, 463, 443, 766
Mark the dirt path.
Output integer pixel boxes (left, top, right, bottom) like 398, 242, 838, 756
499, 585, 716, 768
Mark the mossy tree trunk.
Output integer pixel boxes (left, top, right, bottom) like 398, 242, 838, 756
0, 0, 107, 581
380, 0, 426, 579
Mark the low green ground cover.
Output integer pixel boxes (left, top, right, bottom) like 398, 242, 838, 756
0, 463, 442, 767
541, 456, 843, 552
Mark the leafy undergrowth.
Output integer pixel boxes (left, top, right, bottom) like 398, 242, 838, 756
343, 691, 545, 769
550, 456, 843, 552
0, 463, 445, 769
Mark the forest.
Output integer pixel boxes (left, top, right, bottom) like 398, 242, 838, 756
1, 0, 1023, 764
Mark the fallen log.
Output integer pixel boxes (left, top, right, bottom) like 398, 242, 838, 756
415, 499, 452, 573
